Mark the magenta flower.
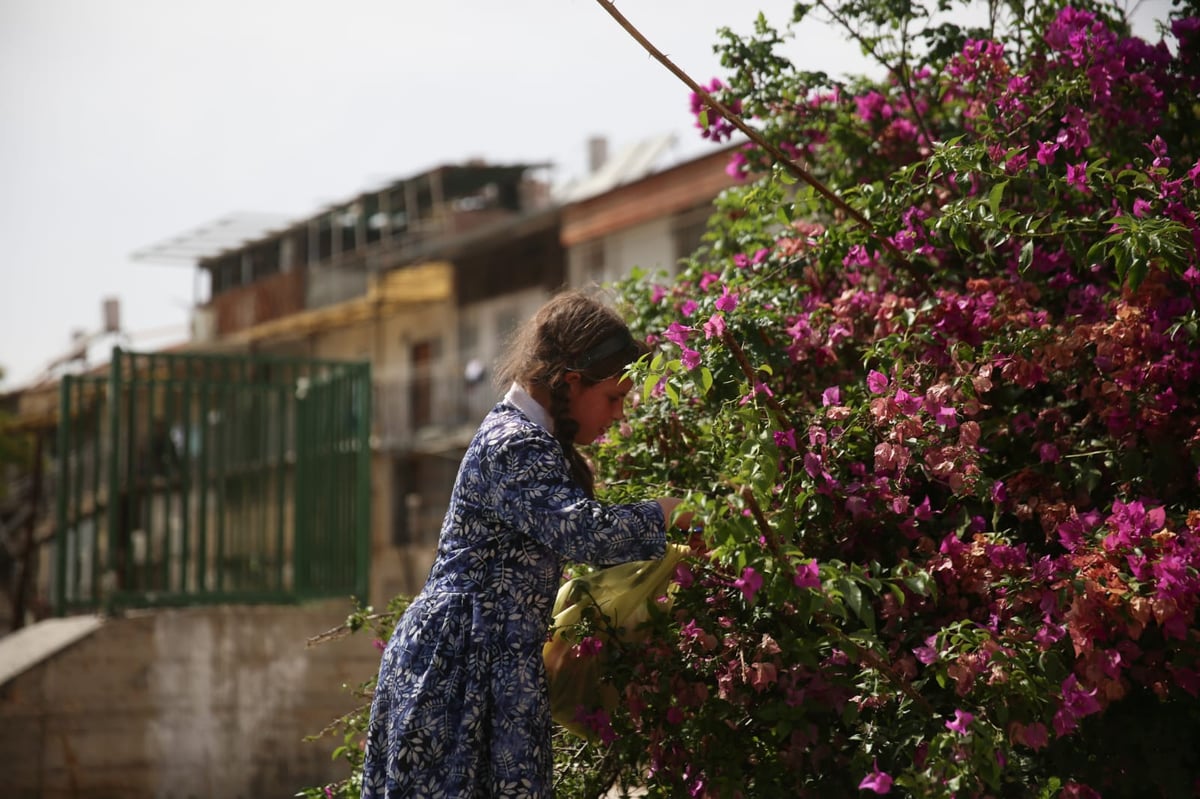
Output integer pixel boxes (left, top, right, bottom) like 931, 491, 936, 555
774, 428, 797, 450
946, 708, 974, 734
858, 761, 893, 794
1037, 140, 1060, 166
679, 299, 698, 317
867, 370, 889, 393
681, 348, 702, 370
734, 567, 763, 603
793, 560, 820, 589
913, 635, 938, 665
935, 405, 958, 428
664, 322, 691, 347
1066, 161, 1089, 191
577, 636, 604, 657
822, 386, 841, 406
715, 286, 739, 312
703, 312, 726, 339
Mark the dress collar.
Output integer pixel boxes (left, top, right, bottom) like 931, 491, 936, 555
503, 382, 554, 432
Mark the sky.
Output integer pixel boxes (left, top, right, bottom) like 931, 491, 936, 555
0, 0, 1176, 392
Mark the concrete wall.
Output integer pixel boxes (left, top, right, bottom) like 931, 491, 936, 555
1, 601, 385, 799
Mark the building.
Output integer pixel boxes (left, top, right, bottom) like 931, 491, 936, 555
0, 137, 739, 796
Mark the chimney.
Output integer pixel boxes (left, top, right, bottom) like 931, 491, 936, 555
587, 136, 609, 174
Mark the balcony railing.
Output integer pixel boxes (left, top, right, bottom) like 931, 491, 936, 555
373, 369, 501, 453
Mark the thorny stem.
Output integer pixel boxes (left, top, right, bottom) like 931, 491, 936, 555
821, 622, 938, 716
719, 328, 791, 426
593, 0, 925, 285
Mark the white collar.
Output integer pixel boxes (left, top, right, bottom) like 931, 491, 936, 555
504, 382, 554, 432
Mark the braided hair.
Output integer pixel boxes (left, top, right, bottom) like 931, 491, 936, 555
495, 290, 646, 498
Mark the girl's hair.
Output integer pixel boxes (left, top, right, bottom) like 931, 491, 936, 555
495, 289, 646, 496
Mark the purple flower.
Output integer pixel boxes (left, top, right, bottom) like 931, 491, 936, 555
577, 636, 604, 657
1066, 161, 1089, 192
913, 635, 939, 665
822, 386, 841, 406
1037, 140, 1060, 166
867, 370, 889, 394
715, 286, 739, 312
774, 428, 797, 450
703, 312, 726, 340
664, 322, 691, 347
734, 567, 763, 603
681, 348, 702, 370
935, 405, 958, 428
858, 761, 893, 794
794, 559, 820, 589
946, 709, 974, 734
680, 299, 698, 317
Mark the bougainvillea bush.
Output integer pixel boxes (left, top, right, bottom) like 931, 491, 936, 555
556, 1, 1200, 797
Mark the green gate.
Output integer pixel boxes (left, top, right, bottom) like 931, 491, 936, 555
54, 347, 371, 613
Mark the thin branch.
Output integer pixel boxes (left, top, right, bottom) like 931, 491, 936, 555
593, 0, 914, 272
306, 612, 392, 648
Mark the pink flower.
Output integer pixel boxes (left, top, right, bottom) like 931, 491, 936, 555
373, 638, 386, 652
1037, 140, 1059, 166
664, 322, 691, 347
867, 370, 889, 394
715, 286, 739, 312
859, 761, 893, 794
793, 560, 820, 589
946, 708, 974, 734
734, 567, 763, 603
681, 348, 702, 370
680, 299, 698, 317
935, 405, 958, 428
822, 386, 841, 406
702, 312, 726, 340
774, 428, 797, 450
577, 636, 604, 657
1066, 161, 1089, 191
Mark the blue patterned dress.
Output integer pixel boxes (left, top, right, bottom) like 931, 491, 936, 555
361, 399, 667, 799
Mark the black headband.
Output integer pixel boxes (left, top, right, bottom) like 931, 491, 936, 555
570, 328, 639, 373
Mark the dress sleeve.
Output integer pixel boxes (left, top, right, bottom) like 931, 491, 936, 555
486, 426, 667, 567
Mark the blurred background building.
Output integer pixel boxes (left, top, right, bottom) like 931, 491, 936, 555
0, 134, 736, 797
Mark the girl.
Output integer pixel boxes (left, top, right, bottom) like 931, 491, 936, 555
361, 290, 685, 798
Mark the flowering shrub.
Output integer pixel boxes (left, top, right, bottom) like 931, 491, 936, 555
562, 1, 1200, 797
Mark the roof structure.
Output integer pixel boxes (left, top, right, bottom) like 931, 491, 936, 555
130, 211, 295, 265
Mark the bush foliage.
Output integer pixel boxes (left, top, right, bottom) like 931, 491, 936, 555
307, 1, 1200, 796
563, 1, 1200, 796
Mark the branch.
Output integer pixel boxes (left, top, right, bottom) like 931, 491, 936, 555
593, 0, 917, 275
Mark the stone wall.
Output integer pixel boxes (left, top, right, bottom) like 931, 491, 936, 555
0, 600, 384, 799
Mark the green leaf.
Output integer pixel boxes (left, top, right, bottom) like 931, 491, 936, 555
988, 180, 1008, 219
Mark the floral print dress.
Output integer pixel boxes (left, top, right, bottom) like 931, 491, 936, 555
361, 397, 667, 799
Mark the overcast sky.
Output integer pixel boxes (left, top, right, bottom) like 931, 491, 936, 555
0, 0, 1174, 391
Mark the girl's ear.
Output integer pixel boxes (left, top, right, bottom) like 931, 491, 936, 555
563, 371, 582, 386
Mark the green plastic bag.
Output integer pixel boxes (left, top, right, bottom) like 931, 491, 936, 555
543, 543, 690, 738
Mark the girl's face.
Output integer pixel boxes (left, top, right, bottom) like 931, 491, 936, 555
565, 373, 633, 444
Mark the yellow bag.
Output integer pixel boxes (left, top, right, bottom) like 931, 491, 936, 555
543, 544, 690, 738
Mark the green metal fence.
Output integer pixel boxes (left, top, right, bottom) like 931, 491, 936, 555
54, 347, 371, 613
